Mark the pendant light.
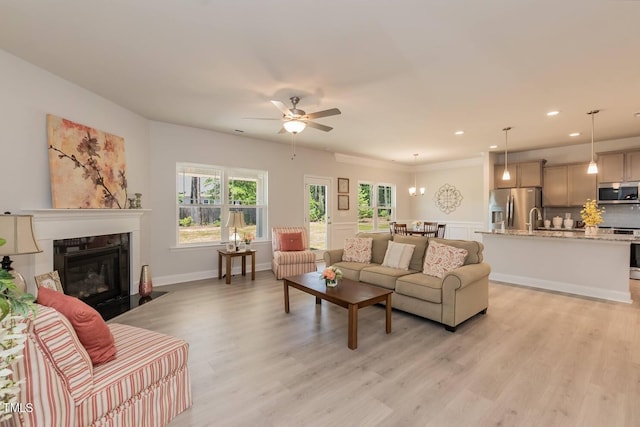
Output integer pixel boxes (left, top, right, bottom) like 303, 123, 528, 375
408, 154, 425, 196
502, 127, 512, 181
587, 110, 599, 174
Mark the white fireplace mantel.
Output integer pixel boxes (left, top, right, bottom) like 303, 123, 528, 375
24, 209, 148, 296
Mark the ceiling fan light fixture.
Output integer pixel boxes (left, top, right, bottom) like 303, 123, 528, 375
283, 120, 306, 134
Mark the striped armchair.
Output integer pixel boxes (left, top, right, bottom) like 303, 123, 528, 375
271, 226, 318, 279
5, 305, 191, 426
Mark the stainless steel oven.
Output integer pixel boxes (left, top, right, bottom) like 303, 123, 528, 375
612, 228, 640, 279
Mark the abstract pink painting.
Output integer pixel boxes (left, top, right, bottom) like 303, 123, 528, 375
47, 114, 128, 208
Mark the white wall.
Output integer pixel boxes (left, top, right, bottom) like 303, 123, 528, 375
0, 50, 151, 277
149, 121, 412, 284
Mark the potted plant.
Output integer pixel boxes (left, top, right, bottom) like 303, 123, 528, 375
580, 199, 605, 236
0, 237, 36, 421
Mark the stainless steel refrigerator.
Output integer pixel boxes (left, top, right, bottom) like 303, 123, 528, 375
489, 187, 542, 230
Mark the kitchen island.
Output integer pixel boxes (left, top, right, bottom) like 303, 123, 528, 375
477, 229, 635, 303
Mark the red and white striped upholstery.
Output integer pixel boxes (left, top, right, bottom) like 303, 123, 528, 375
271, 226, 318, 279
7, 305, 191, 427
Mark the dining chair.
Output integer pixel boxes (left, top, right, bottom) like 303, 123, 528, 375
436, 223, 447, 238
394, 223, 408, 235
422, 222, 438, 237
389, 221, 397, 235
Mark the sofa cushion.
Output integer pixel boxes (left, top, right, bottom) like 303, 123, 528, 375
360, 265, 417, 290
423, 240, 468, 278
391, 234, 429, 271
279, 232, 304, 251
273, 250, 316, 265
342, 237, 373, 263
395, 273, 444, 303
381, 241, 415, 270
87, 323, 190, 423
331, 261, 373, 281
429, 238, 483, 265
356, 233, 391, 264
37, 287, 117, 365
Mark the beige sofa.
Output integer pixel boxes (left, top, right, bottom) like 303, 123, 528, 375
323, 233, 490, 332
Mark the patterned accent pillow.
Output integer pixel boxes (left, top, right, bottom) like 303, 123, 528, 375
423, 240, 468, 278
342, 237, 373, 263
381, 241, 416, 270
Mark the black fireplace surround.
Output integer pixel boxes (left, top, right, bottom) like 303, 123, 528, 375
53, 233, 130, 307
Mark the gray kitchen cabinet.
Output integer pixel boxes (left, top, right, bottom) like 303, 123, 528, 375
495, 160, 543, 189
598, 152, 625, 182
625, 150, 640, 181
543, 166, 568, 206
567, 163, 597, 206
543, 163, 596, 206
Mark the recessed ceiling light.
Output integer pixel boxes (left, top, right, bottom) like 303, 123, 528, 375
489, 145, 498, 149
454, 130, 464, 135
569, 132, 581, 137
547, 111, 560, 117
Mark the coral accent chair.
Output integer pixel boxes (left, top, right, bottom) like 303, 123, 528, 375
271, 226, 317, 279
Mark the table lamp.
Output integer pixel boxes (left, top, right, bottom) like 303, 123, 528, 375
0, 213, 42, 271
225, 211, 246, 251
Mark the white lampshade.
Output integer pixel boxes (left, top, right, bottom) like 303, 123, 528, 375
225, 211, 246, 228
502, 169, 511, 181
409, 186, 416, 196
283, 120, 306, 134
587, 160, 598, 174
0, 214, 42, 256
419, 187, 425, 195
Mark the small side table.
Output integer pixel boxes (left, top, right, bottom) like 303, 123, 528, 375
217, 249, 256, 284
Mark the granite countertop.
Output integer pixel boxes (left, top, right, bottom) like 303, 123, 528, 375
476, 229, 640, 242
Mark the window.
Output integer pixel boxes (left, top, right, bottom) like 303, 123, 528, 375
358, 181, 395, 232
177, 163, 268, 245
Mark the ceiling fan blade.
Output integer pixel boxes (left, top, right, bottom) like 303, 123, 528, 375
271, 100, 291, 116
277, 127, 287, 134
306, 108, 341, 119
306, 121, 333, 132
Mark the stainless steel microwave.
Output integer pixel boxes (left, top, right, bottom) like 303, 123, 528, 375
597, 182, 640, 204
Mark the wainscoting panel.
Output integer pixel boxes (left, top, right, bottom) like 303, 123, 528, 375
330, 222, 359, 249
437, 221, 484, 241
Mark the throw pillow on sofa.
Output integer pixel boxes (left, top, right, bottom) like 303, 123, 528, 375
381, 241, 416, 270
423, 240, 468, 278
37, 286, 117, 365
342, 237, 373, 263
279, 232, 304, 251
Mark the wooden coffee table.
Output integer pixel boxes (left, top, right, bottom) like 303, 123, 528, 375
283, 272, 392, 350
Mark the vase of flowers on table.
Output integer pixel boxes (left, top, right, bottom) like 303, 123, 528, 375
581, 199, 605, 236
321, 266, 343, 287
244, 233, 254, 250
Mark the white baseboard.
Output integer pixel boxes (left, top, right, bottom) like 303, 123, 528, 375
153, 262, 273, 286
491, 272, 632, 303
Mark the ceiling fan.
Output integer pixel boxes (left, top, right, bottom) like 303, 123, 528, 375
269, 96, 341, 134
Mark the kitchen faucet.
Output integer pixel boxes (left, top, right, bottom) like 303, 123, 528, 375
527, 207, 542, 233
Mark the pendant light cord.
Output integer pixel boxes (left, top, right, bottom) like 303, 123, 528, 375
503, 127, 512, 170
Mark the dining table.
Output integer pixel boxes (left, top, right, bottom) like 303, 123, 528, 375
406, 229, 436, 237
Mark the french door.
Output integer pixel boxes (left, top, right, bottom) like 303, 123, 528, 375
304, 176, 332, 259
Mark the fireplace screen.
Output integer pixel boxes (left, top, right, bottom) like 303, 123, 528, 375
54, 233, 130, 307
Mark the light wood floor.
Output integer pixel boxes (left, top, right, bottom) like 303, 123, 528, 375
110, 272, 640, 427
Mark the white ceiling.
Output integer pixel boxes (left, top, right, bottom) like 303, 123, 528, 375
1, 1, 640, 165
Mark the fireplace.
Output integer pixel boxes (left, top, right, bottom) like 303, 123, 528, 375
53, 233, 130, 307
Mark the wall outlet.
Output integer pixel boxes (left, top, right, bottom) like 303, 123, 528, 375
634, 230, 640, 237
